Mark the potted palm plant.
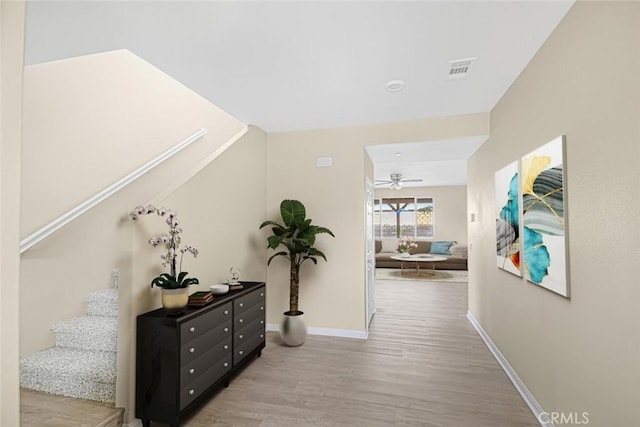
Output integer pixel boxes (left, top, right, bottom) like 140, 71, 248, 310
260, 199, 334, 346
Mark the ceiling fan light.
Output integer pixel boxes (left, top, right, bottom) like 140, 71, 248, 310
386, 80, 405, 92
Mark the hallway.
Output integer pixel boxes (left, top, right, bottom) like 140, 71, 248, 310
178, 278, 538, 426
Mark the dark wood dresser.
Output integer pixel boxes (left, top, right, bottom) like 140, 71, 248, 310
136, 281, 265, 427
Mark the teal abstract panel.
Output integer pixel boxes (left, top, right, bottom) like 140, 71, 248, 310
495, 160, 521, 277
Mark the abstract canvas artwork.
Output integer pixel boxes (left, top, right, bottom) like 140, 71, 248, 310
495, 160, 521, 276
521, 136, 569, 297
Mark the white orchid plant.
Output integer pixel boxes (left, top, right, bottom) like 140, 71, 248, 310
130, 205, 199, 289
397, 236, 418, 253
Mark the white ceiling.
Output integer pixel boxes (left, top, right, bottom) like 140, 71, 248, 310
366, 136, 487, 188
24, 0, 573, 186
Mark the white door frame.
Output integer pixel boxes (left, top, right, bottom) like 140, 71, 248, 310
365, 177, 376, 328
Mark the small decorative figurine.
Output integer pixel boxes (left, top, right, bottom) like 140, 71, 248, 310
227, 267, 240, 285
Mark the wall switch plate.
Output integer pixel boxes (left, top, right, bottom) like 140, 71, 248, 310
316, 156, 333, 168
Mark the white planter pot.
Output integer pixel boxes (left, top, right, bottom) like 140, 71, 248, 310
280, 312, 307, 347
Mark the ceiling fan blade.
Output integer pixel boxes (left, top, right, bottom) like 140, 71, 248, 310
400, 179, 423, 183
375, 180, 393, 184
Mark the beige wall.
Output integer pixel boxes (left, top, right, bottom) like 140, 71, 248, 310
21, 50, 246, 236
161, 125, 268, 286
266, 114, 488, 334
20, 50, 247, 357
122, 126, 267, 422
1, 1, 25, 425
375, 185, 467, 244
467, 2, 640, 426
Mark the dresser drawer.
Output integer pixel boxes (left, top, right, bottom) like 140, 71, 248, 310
181, 302, 232, 345
179, 355, 232, 410
233, 332, 265, 366
234, 303, 265, 331
234, 288, 265, 316
181, 320, 231, 365
180, 337, 232, 388
235, 315, 265, 341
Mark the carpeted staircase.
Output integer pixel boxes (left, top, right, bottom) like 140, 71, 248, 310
20, 287, 118, 403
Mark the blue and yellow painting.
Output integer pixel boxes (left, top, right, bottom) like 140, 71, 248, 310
521, 136, 569, 297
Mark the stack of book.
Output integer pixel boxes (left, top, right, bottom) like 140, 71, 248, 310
187, 291, 213, 307
228, 283, 244, 291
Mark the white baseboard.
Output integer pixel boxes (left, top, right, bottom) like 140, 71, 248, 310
124, 420, 142, 427
466, 311, 553, 427
266, 323, 368, 339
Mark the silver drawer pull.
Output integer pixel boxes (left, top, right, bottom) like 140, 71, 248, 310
224, 362, 228, 368
239, 334, 244, 339
239, 303, 244, 307
223, 344, 229, 350
189, 368, 195, 374
224, 327, 229, 332
189, 389, 195, 395
238, 350, 244, 355
224, 310, 229, 315
260, 334, 264, 339
239, 319, 244, 323
260, 306, 264, 311
189, 347, 195, 353
260, 320, 264, 325
189, 326, 195, 332
260, 292, 264, 297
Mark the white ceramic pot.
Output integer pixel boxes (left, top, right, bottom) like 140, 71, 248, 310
280, 312, 307, 347
161, 288, 189, 313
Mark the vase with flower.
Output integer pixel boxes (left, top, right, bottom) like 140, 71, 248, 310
397, 236, 418, 255
130, 205, 199, 313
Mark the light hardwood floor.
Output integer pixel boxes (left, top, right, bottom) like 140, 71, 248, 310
21, 278, 538, 426
177, 279, 538, 427
21, 389, 123, 426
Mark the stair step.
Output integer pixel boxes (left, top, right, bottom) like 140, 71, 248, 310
20, 347, 116, 403
85, 289, 118, 317
21, 388, 124, 427
52, 316, 117, 352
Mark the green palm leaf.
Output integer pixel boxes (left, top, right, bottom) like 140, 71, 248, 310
261, 199, 335, 313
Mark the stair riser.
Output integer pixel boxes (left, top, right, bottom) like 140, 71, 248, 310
52, 316, 118, 351
86, 303, 118, 317
20, 374, 115, 403
54, 332, 117, 352
85, 288, 118, 317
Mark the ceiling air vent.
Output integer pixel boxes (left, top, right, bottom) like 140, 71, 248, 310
448, 57, 477, 80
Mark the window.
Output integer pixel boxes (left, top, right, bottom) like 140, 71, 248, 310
374, 197, 434, 239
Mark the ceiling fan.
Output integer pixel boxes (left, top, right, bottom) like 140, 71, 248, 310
375, 173, 423, 190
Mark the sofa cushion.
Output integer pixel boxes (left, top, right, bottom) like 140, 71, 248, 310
380, 239, 398, 253
430, 241, 456, 255
375, 240, 382, 253
411, 241, 431, 254
450, 243, 468, 258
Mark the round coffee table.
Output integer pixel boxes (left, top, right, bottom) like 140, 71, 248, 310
390, 254, 447, 276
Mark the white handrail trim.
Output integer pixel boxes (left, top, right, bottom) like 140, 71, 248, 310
150, 125, 249, 205
20, 128, 208, 254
